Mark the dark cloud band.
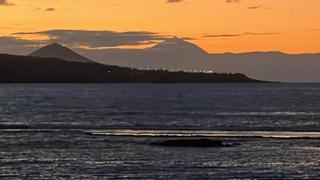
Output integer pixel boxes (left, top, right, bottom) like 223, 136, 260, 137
0, 0, 15, 6
11, 30, 170, 48
167, 0, 183, 3
203, 32, 279, 38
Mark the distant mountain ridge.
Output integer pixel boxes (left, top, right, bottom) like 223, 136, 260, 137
208, 51, 320, 82
29, 43, 92, 63
74, 37, 320, 82
78, 37, 211, 71
26, 38, 320, 82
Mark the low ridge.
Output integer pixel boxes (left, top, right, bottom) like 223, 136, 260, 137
0, 53, 262, 83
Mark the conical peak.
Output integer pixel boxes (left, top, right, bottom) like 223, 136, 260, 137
152, 36, 195, 49
50, 42, 60, 46
149, 36, 209, 55
167, 36, 185, 43
47, 42, 64, 48
155, 37, 189, 47
29, 43, 92, 63
172, 36, 180, 40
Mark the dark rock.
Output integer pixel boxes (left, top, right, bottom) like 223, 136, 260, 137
150, 139, 237, 147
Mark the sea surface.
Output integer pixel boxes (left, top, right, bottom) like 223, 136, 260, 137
0, 83, 319, 179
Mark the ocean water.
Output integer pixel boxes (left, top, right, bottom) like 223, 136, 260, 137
0, 84, 319, 179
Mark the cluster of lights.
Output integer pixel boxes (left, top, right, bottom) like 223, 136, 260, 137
164, 69, 215, 74
126, 67, 215, 74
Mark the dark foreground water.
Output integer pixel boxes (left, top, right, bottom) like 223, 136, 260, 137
0, 84, 319, 179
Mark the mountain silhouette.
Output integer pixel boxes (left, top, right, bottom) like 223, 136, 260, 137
80, 37, 211, 70
149, 36, 208, 55
26, 40, 320, 82
29, 43, 92, 63
77, 38, 320, 82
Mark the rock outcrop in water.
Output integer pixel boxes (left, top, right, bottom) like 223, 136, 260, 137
151, 139, 237, 147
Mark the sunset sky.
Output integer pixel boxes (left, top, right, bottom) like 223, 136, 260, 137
0, 0, 320, 54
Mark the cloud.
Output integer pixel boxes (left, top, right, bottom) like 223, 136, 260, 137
167, 0, 183, 3
0, 29, 166, 54
203, 34, 242, 38
203, 32, 279, 38
0, 36, 35, 46
0, 36, 44, 55
226, 0, 240, 3
33, 7, 60, 12
247, 5, 263, 9
1, 29, 194, 54
225, 0, 269, 10
181, 37, 196, 40
0, 0, 15, 6
12, 29, 170, 48
244, 32, 279, 35
45, 8, 56, 11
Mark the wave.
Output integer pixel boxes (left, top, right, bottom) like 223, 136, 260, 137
2, 124, 319, 139
85, 130, 320, 139
214, 112, 320, 116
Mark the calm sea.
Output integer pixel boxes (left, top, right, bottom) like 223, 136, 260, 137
0, 84, 319, 179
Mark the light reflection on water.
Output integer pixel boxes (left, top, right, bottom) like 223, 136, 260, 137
0, 130, 319, 179
0, 84, 320, 179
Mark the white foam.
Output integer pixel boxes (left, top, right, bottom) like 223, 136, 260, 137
85, 130, 320, 139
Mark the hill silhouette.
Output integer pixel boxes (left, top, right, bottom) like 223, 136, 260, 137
30, 43, 92, 63
0, 53, 262, 83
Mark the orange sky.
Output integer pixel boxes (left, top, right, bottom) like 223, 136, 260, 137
0, 0, 320, 53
